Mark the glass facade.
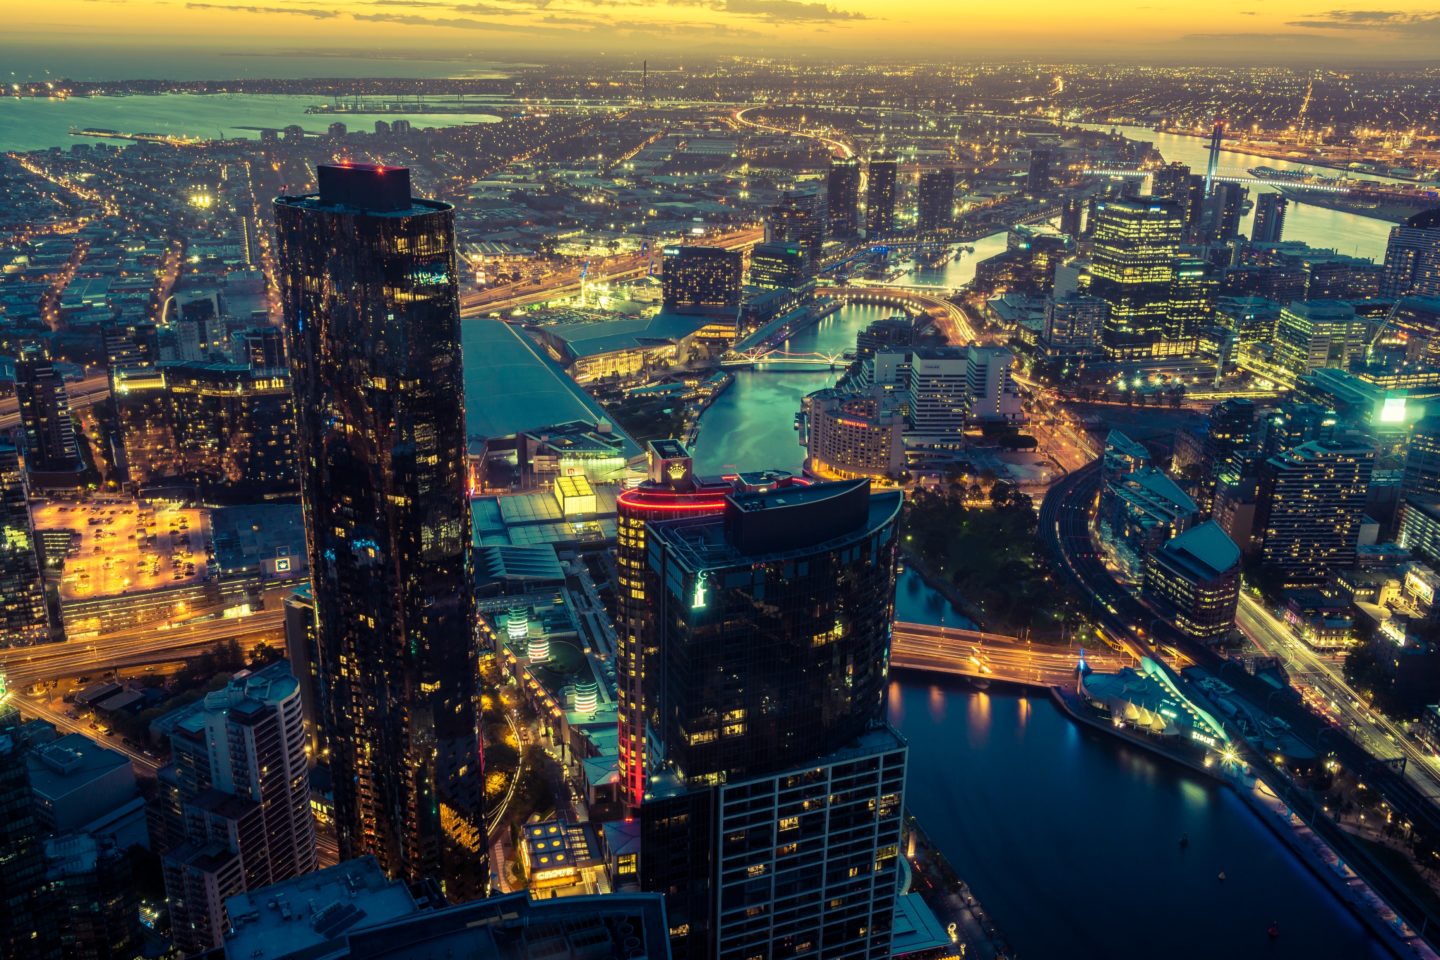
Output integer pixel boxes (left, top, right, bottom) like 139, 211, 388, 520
1088, 198, 1185, 358
865, 158, 897, 238
274, 164, 484, 899
827, 158, 861, 239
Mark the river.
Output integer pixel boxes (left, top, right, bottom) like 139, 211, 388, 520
1090, 123, 1394, 261
691, 253, 1399, 959
0, 93, 502, 152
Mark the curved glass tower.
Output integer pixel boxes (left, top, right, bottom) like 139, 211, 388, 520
274, 163, 485, 899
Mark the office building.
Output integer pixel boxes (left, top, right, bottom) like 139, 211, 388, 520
767, 190, 824, 262
662, 245, 743, 315
26, 734, 145, 847
1198, 182, 1246, 243
102, 320, 159, 371
1214, 296, 1280, 346
1382, 208, 1440, 299
0, 699, 46, 960
174, 292, 226, 363
41, 833, 140, 960
1026, 148, 1052, 195
1087, 198, 1185, 358
1167, 257, 1215, 347
916, 168, 955, 231
1258, 440, 1374, 587
1399, 497, 1440, 568
275, 163, 484, 898
14, 344, 82, 477
1252, 193, 1287, 243
827, 157, 861, 239
1273, 300, 1365, 384
1206, 398, 1258, 489
1404, 416, 1440, 502
749, 241, 807, 290
1040, 293, 1107, 360
866, 155, 898, 237
966, 344, 1021, 422
1060, 194, 1085, 237
636, 480, 906, 960
0, 442, 51, 646
1149, 162, 1191, 207
1099, 467, 1199, 578
240, 326, 287, 374
615, 441, 736, 808
1142, 520, 1241, 643
906, 346, 969, 445
804, 387, 907, 482
155, 661, 316, 954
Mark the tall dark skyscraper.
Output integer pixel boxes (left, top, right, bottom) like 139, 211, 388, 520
826, 156, 860, 239
14, 344, 82, 477
0, 442, 51, 647
1059, 194, 1085, 237
916, 168, 956, 231
767, 189, 824, 263
632, 480, 906, 960
1027, 148, 1052, 195
865, 155, 898, 237
1251, 192, 1288, 243
274, 163, 485, 899
1382, 208, 1440, 299
1199, 182, 1247, 243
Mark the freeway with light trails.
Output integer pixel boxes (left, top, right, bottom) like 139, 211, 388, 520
891, 620, 1128, 686
457, 226, 765, 319
0, 372, 110, 430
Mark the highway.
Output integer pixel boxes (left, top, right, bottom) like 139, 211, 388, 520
732, 105, 853, 158
892, 620, 1127, 686
0, 373, 110, 430
1236, 593, 1440, 799
457, 226, 764, 319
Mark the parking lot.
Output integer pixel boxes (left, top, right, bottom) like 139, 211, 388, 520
33, 500, 211, 599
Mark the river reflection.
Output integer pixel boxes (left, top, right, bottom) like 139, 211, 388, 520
891, 680, 1393, 960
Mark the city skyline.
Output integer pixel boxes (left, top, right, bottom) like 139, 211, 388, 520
12, 1, 1440, 67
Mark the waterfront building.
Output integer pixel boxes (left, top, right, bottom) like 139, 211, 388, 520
966, 344, 1021, 422
1087, 198, 1186, 358
635, 480, 906, 960
662, 245, 743, 315
1273, 300, 1366, 384
974, 226, 1071, 297
916, 168, 956, 231
1252, 193, 1288, 244
0, 441, 52, 646
274, 163, 485, 898
14, 344, 83, 480
1258, 440, 1375, 587
1143, 520, 1242, 643
1148, 162, 1192, 208
906, 346, 969, 446
219, 857, 672, 960
1026, 148, 1052, 195
804, 386, 907, 482
155, 661, 316, 954
615, 441, 735, 808
1404, 416, 1440, 502
856, 315, 919, 361
866, 155, 898, 238
1382, 208, 1440, 299
827, 157, 861, 239
767, 189, 824, 262
1198, 182, 1246, 244
1040, 293, 1107, 360
749, 241, 808, 290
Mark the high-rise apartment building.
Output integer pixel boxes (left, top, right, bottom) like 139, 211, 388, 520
1382, 209, 1440, 299
1252, 193, 1288, 243
1040, 293, 1107, 360
1142, 520, 1241, 643
865, 156, 898, 237
1088, 198, 1185, 358
274, 163, 484, 898
156, 661, 316, 954
1027, 148, 1052, 195
0, 442, 51, 646
14, 344, 82, 477
662, 245, 744, 315
767, 190, 824, 263
635, 480, 906, 960
615, 441, 736, 808
916, 168, 955, 231
1258, 440, 1374, 587
826, 157, 861, 239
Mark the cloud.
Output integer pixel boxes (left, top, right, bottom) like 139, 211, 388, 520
185, 2, 340, 15
722, 0, 867, 20
351, 10, 570, 29
1286, 8, 1440, 29
1178, 30, 1348, 42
